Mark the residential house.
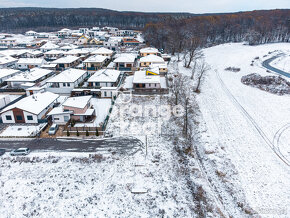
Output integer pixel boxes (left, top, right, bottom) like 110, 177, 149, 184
88, 69, 121, 88
113, 54, 136, 71
6, 68, 54, 88
0, 91, 59, 124
139, 47, 160, 57
83, 55, 109, 71
139, 54, 165, 67
0, 55, 18, 68
123, 37, 141, 46
52, 56, 81, 71
58, 28, 72, 38
40, 41, 60, 52
0, 69, 21, 84
77, 35, 90, 45
46, 68, 88, 94
16, 58, 46, 70
25, 30, 38, 37
0, 95, 11, 109
48, 95, 94, 124
44, 50, 64, 60
91, 47, 114, 57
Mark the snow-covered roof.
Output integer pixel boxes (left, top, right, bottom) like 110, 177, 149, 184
52, 55, 79, 64
1, 92, 59, 115
88, 69, 120, 83
114, 54, 136, 63
6, 68, 52, 82
47, 68, 86, 83
17, 58, 45, 65
0, 69, 20, 79
133, 70, 161, 84
91, 47, 114, 55
64, 48, 91, 56
0, 55, 17, 65
40, 42, 59, 50
63, 95, 92, 109
83, 55, 108, 63
140, 54, 165, 63
60, 44, 78, 50
140, 47, 159, 53
44, 50, 64, 55
47, 106, 72, 116
26, 30, 37, 34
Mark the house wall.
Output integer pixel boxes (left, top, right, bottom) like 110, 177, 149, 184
52, 114, 70, 125
1, 110, 15, 123
63, 104, 88, 114
23, 111, 38, 123
145, 83, 161, 89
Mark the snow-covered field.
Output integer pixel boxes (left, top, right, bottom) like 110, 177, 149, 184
0, 124, 46, 137
193, 43, 290, 217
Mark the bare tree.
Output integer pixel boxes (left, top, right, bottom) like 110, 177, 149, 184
183, 37, 203, 68
170, 73, 186, 105
194, 60, 210, 93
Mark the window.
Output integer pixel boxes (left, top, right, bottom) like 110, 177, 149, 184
54, 117, 60, 121
6, 115, 12, 120
63, 83, 66, 87
16, 115, 23, 121
27, 115, 33, 120
155, 84, 157, 87
104, 91, 107, 97
67, 83, 70, 87
64, 116, 69, 122
149, 84, 151, 87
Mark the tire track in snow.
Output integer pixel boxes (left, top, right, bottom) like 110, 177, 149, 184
216, 70, 290, 167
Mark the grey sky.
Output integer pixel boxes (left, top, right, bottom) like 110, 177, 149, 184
0, 0, 289, 13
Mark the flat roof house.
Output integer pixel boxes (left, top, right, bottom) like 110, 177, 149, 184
6, 68, 54, 88
83, 55, 109, 71
16, 58, 46, 70
52, 55, 81, 71
48, 95, 94, 125
88, 69, 121, 88
0, 91, 59, 124
46, 68, 88, 94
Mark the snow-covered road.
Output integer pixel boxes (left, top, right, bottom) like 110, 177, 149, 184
196, 43, 290, 217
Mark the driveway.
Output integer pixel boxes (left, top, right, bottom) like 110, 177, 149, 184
262, 55, 290, 78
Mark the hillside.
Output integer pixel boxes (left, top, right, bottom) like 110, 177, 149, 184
0, 7, 193, 33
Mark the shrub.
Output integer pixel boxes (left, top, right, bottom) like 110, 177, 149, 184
76, 130, 79, 136
86, 130, 89, 136
67, 130, 70, 136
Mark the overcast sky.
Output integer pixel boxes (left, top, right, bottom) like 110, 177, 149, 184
0, 0, 289, 13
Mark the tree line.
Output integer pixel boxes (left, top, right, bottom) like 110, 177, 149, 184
143, 9, 290, 53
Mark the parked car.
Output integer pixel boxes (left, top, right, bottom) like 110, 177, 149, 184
10, 148, 30, 156
0, 149, 5, 156
104, 132, 113, 138
48, 124, 58, 135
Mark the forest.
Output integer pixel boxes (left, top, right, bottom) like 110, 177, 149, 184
143, 9, 290, 54
0, 7, 192, 33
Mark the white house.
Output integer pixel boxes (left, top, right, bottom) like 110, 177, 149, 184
46, 68, 88, 94
0, 91, 59, 124
88, 69, 121, 88
44, 50, 64, 60
139, 54, 165, 67
132, 70, 167, 92
113, 54, 136, 71
25, 30, 38, 36
0, 69, 21, 83
0, 55, 18, 68
6, 68, 54, 88
83, 55, 109, 71
52, 55, 81, 70
40, 41, 60, 52
16, 58, 46, 70
91, 47, 114, 57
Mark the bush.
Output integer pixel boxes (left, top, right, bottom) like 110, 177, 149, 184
66, 130, 70, 136
86, 130, 89, 136
76, 130, 79, 136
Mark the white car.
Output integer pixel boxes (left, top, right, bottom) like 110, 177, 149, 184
10, 148, 30, 156
48, 124, 58, 135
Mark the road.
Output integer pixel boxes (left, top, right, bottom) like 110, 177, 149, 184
262, 55, 290, 78
0, 137, 144, 155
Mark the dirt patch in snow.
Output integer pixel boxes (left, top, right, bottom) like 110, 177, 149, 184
241, 73, 290, 95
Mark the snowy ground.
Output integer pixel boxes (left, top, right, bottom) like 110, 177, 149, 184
190, 42, 290, 217
0, 95, 220, 217
0, 124, 46, 137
